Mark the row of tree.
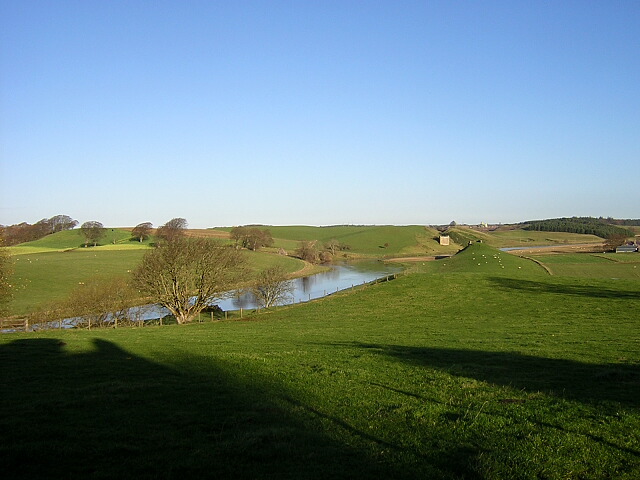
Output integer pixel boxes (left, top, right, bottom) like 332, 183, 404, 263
0, 215, 78, 245
0, 215, 193, 248
522, 217, 633, 239
294, 239, 350, 264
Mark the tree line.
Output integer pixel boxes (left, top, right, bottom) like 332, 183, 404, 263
522, 217, 634, 238
0, 215, 78, 245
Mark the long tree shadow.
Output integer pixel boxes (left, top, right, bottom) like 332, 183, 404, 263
0, 338, 433, 480
347, 342, 640, 408
489, 276, 640, 299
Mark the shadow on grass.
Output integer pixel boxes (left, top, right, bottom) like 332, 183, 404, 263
489, 276, 640, 299
347, 342, 640, 408
0, 338, 425, 480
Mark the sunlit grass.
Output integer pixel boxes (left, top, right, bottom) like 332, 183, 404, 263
2, 243, 639, 478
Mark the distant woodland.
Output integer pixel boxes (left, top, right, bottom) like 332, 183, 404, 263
522, 217, 637, 238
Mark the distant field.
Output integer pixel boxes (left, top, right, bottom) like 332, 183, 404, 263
2, 242, 638, 479
446, 226, 605, 248
530, 252, 640, 279
215, 225, 460, 257
9, 228, 153, 255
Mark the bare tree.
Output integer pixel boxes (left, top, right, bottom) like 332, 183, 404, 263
134, 238, 246, 324
49, 215, 78, 233
156, 217, 187, 243
80, 221, 106, 247
230, 226, 273, 251
604, 233, 629, 252
251, 266, 294, 308
32, 276, 140, 329
295, 240, 320, 264
132, 222, 153, 242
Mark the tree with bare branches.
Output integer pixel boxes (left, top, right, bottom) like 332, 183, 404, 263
80, 221, 106, 247
132, 222, 153, 242
295, 240, 320, 263
156, 218, 187, 243
230, 226, 274, 251
251, 266, 294, 308
134, 238, 246, 324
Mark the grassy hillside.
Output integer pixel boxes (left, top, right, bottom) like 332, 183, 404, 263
414, 242, 548, 276
8, 228, 154, 255
444, 226, 604, 249
215, 225, 456, 257
9, 249, 148, 316
1, 243, 638, 478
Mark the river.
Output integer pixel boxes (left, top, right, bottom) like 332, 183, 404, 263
221, 261, 402, 310
19, 261, 402, 330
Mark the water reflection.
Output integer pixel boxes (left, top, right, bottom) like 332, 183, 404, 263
219, 261, 401, 310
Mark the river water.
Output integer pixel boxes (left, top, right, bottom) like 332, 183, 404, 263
221, 261, 402, 310
17, 261, 402, 331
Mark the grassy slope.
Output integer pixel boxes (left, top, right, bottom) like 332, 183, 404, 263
216, 225, 457, 257
2, 243, 639, 479
446, 226, 604, 248
9, 249, 148, 316
8, 228, 154, 255
531, 252, 640, 279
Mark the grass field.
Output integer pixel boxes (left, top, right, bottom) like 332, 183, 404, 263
7, 248, 305, 317
529, 252, 640, 279
215, 225, 459, 257
8, 228, 151, 255
2, 242, 639, 479
4, 226, 632, 317
447, 226, 605, 249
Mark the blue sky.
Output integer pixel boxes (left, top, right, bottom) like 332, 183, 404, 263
1, 1, 638, 228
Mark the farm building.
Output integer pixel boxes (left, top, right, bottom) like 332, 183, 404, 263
616, 244, 638, 253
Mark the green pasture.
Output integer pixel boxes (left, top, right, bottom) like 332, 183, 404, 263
9, 228, 154, 255
7, 245, 305, 317
9, 249, 148, 316
445, 227, 604, 249
216, 225, 458, 257
488, 229, 604, 247
530, 252, 640, 279
2, 242, 639, 478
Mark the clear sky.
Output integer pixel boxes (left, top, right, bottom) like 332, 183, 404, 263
1, 1, 638, 228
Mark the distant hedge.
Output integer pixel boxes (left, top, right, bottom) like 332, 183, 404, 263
522, 217, 633, 238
